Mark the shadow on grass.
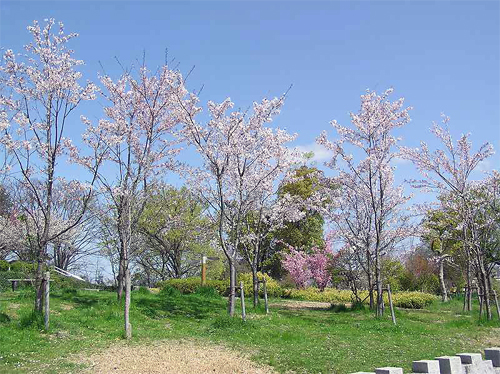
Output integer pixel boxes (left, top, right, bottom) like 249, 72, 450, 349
134, 293, 226, 321
51, 289, 102, 309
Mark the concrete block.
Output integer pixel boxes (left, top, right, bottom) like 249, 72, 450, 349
485, 349, 500, 368
350, 372, 375, 374
413, 360, 441, 374
461, 360, 495, 374
436, 356, 464, 374
457, 354, 483, 366
376, 368, 404, 374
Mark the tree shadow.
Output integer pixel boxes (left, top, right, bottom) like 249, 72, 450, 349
134, 293, 225, 320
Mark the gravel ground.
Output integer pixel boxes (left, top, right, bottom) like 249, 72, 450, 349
79, 340, 278, 374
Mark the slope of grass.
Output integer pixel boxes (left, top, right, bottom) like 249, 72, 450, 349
0, 288, 498, 374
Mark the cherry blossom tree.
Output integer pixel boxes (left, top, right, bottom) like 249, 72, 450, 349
80, 61, 198, 337
183, 95, 298, 316
0, 19, 100, 312
317, 88, 414, 317
282, 247, 312, 289
400, 115, 496, 319
236, 167, 305, 307
282, 245, 332, 291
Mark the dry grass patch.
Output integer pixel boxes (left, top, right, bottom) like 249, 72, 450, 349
270, 300, 333, 310
59, 303, 73, 311
79, 339, 278, 374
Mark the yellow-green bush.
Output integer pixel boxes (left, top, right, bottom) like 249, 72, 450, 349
158, 278, 228, 295
283, 287, 437, 309
237, 272, 282, 297
389, 291, 438, 309
158, 273, 282, 297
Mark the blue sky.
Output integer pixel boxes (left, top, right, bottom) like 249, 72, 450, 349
1, 1, 499, 192
1, 1, 498, 279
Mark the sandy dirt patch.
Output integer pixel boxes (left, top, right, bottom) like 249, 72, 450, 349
270, 300, 334, 310
79, 340, 277, 374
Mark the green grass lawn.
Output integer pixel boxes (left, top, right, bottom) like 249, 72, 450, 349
0, 287, 498, 374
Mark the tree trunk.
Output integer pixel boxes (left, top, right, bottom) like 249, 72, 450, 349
366, 251, 374, 310
439, 257, 448, 302
375, 250, 383, 317
477, 256, 492, 320
465, 252, 472, 312
227, 260, 236, 317
367, 273, 374, 310
124, 268, 132, 338
117, 260, 124, 301
252, 267, 259, 308
34, 254, 44, 312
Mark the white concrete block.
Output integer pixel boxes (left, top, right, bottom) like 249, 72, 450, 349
457, 354, 483, 366
413, 360, 441, 374
436, 356, 464, 374
376, 367, 404, 374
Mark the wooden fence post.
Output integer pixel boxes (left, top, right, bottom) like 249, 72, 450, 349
43, 271, 50, 331
240, 281, 246, 321
263, 278, 269, 314
387, 284, 396, 325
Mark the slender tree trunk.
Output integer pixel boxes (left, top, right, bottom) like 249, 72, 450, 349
117, 258, 125, 301
124, 268, 132, 338
228, 260, 236, 317
34, 251, 45, 312
368, 272, 374, 310
465, 251, 472, 312
252, 267, 259, 308
375, 249, 383, 317
366, 251, 374, 310
477, 256, 492, 320
439, 257, 448, 302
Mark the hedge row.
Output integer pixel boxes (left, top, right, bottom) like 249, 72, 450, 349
157, 272, 282, 298
158, 275, 438, 309
284, 288, 438, 309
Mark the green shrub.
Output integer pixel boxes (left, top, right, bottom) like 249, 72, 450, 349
9, 261, 36, 274
390, 291, 438, 309
283, 287, 438, 309
0, 260, 9, 271
237, 272, 282, 297
158, 274, 282, 298
158, 278, 229, 296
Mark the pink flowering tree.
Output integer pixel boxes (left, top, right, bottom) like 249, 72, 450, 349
80, 62, 199, 337
316, 88, 415, 316
182, 95, 299, 316
308, 246, 332, 291
282, 247, 312, 289
0, 19, 100, 312
282, 245, 332, 291
400, 117, 497, 319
